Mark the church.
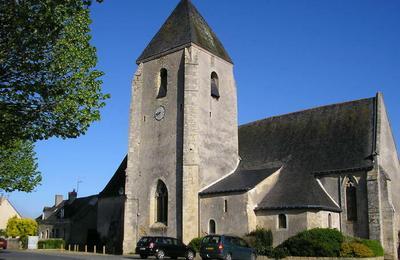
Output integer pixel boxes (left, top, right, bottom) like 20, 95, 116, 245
39, 0, 399, 258
120, 0, 400, 258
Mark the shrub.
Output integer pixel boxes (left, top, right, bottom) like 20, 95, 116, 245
340, 242, 374, 257
245, 227, 273, 255
271, 247, 289, 259
360, 239, 384, 256
38, 239, 65, 249
345, 237, 384, 257
277, 228, 344, 257
5, 216, 38, 238
20, 236, 28, 249
188, 237, 203, 252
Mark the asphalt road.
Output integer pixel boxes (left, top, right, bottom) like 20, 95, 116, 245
0, 250, 147, 260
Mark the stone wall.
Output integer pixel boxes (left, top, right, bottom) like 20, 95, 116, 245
124, 49, 185, 253
200, 192, 249, 237
256, 209, 308, 247
184, 44, 239, 243
376, 93, 400, 259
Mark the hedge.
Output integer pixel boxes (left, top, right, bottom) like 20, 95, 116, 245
38, 239, 64, 249
277, 228, 344, 257
340, 242, 374, 257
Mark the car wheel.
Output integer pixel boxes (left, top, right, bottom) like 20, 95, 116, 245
250, 253, 256, 260
224, 253, 232, 260
156, 249, 165, 259
139, 254, 148, 259
185, 250, 195, 260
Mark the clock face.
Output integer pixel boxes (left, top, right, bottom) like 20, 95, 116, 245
154, 106, 166, 121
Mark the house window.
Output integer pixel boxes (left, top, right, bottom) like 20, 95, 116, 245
346, 180, 358, 221
278, 214, 287, 229
157, 68, 168, 98
224, 199, 228, 213
156, 180, 168, 225
209, 219, 216, 234
328, 213, 332, 228
211, 72, 220, 98
60, 209, 64, 219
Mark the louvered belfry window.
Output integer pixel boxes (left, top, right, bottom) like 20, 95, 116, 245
157, 68, 168, 98
211, 72, 220, 98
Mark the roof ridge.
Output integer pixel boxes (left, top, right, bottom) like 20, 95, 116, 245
239, 96, 375, 129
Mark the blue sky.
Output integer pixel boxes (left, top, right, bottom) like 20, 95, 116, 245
7, 0, 400, 218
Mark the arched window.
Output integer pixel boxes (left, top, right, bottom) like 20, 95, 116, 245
278, 214, 287, 229
346, 180, 358, 221
156, 180, 168, 224
211, 72, 220, 99
328, 213, 332, 228
209, 219, 216, 234
157, 68, 167, 98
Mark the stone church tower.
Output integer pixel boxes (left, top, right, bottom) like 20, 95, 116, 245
123, 0, 239, 253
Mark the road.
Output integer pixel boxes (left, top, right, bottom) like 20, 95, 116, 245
0, 250, 146, 260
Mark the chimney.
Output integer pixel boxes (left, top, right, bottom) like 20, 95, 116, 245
68, 189, 77, 203
55, 195, 63, 206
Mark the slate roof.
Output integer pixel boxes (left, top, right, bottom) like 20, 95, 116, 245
99, 156, 127, 198
238, 97, 376, 212
200, 167, 281, 195
202, 97, 376, 212
63, 195, 98, 220
37, 195, 98, 222
136, 0, 232, 64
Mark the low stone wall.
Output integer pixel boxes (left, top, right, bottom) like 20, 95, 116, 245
6, 238, 20, 249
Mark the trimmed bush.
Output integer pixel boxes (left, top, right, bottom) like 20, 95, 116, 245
344, 236, 384, 257
271, 247, 289, 259
38, 239, 64, 249
277, 228, 344, 257
188, 237, 203, 252
340, 242, 374, 257
245, 227, 273, 256
360, 239, 384, 256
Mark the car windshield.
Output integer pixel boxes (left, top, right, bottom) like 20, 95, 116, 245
139, 237, 152, 243
203, 236, 221, 245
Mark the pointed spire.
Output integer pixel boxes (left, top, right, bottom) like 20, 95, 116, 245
137, 0, 232, 64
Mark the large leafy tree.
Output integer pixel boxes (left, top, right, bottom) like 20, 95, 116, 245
0, 0, 108, 143
0, 0, 108, 192
0, 140, 41, 192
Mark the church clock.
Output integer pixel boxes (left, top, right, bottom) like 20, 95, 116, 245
154, 106, 166, 121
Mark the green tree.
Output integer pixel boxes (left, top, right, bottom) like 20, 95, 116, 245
0, 140, 41, 192
5, 216, 38, 238
0, 0, 109, 143
0, 0, 108, 192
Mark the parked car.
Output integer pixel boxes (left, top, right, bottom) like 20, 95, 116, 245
135, 236, 195, 259
200, 235, 256, 260
0, 238, 7, 250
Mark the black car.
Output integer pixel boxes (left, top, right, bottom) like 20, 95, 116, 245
200, 235, 256, 260
135, 236, 195, 259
